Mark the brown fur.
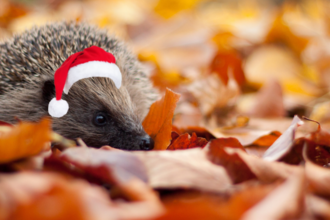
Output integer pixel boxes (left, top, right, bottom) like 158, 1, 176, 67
0, 22, 158, 150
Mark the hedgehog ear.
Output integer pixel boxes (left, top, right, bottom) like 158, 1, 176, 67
42, 79, 55, 103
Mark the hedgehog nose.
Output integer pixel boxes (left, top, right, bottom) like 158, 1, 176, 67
139, 136, 154, 150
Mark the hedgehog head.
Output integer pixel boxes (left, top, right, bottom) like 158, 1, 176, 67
42, 69, 154, 150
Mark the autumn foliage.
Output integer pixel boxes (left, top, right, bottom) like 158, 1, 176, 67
3, 0, 330, 219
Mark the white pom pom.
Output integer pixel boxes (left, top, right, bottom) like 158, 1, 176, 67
48, 98, 69, 118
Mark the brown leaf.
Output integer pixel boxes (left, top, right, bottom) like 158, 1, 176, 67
167, 132, 208, 150
305, 155, 330, 197
133, 148, 232, 193
186, 74, 240, 115
60, 147, 148, 184
0, 118, 52, 164
210, 50, 246, 87
242, 170, 305, 220
308, 120, 330, 147
142, 88, 181, 150
207, 138, 257, 184
207, 145, 302, 184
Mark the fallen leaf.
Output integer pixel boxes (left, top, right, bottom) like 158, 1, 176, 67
242, 170, 305, 220
186, 74, 240, 115
250, 131, 281, 147
151, 69, 190, 91
208, 117, 293, 146
142, 88, 181, 150
210, 50, 246, 87
156, 182, 277, 220
306, 195, 330, 220
262, 115, 304, 161
173, 126, 215, 140
0, 172, 108, 220
308, 119, 330, 146
304, 148, 330, 197
0, 118, 52, 164
153, 0, 201, 19
206, 138, 256, 184
133, 148, 232, 193
207, 145, 302, 184
167, 132, 208, 150
60, 147, 148, 184
264, 14, 309, 56
0, 171, 163, 220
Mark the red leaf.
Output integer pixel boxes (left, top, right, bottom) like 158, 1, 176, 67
168, 132, 208, 150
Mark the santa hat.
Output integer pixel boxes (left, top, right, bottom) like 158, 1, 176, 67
48, 46, 122, 118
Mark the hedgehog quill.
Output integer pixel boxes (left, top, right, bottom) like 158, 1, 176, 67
0, 22, 158, 150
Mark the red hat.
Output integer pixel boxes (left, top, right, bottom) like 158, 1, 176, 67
48, 46, 122, 117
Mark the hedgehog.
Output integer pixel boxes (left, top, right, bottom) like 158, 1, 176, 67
0, 22, 158, 150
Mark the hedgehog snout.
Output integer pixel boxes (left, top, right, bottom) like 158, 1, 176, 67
139, 135, 154, 150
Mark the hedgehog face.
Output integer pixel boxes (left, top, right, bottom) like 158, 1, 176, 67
42, 77, 154, 150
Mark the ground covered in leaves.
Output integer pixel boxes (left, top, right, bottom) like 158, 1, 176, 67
2, 0, 330, 219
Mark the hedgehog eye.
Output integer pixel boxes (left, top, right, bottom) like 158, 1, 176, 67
93, 112, 108, 126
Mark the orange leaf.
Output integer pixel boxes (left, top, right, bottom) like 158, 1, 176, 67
142, 88, 181, 150
0, 118, 52, 164
0, 1, 28, 28
252, 131, 282, 147
167, 132, 208, 150
12, 184, 86, 220
210, 50, 246, 87
156, 183, 276, 220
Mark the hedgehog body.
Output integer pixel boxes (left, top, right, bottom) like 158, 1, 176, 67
0, 22, 158, 150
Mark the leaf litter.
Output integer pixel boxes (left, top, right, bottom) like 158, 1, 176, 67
3, 0, 330, 219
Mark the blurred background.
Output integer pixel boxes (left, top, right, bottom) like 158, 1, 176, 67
1, 0, 330, 134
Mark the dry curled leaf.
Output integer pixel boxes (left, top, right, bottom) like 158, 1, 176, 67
262, 115, 304, 161
206, 138, 256, 184
133, 148, 232, 193
142, 88, 181, 150
167, 132, 208, 150
60, 147, 148, 184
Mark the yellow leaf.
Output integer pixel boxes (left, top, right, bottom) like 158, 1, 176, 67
265, 14, 309, 56
142, 88, 181, 150
154, 0, 201, 19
